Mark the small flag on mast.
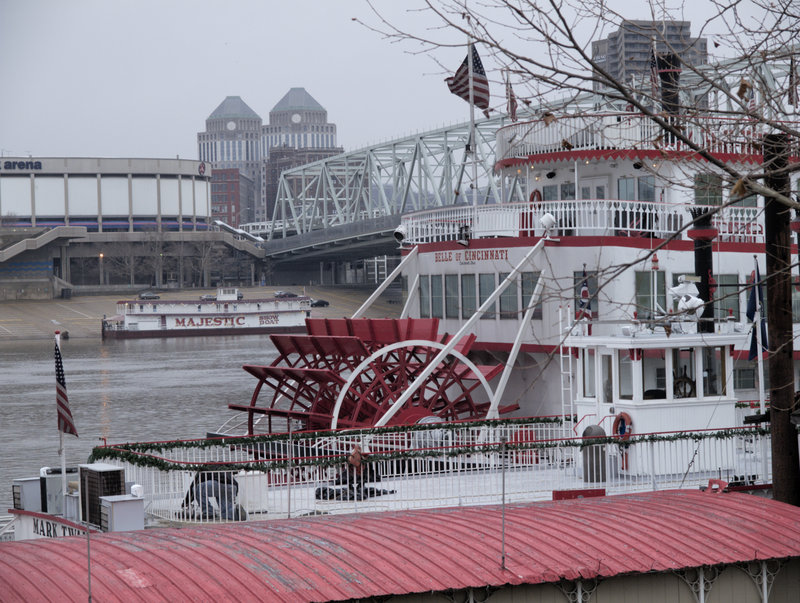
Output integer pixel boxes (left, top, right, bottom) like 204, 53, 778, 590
746, 264, 768, 361
506, 77, 518, 122
446, 44, 491, 117
55, 332, 78, 437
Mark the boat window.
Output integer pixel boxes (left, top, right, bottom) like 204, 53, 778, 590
542, 184, 558, 201
734, 367, 756, 390
618, 176, 635, 201
694, 173, 722, 205
702, 347, 726, 396
582, 350, 596, 397
498, 272, 518, 319
419, 275, 430, 318
430, 275, 443, 319
579, 177, 608, 201
715, 274, 740, 320
560, 182, 576, 201
793, 280, 800, 323
521, 272, 543, 319
461, 274, 476, 319
601, 354, 613, 403
638, 176, 655, 202
643, 353, 667, 400
445, 274, 459, 319
672, 349, 696, 398
619, 351, 634, 400
635, 271, 666, 320
479, 273, 496, 319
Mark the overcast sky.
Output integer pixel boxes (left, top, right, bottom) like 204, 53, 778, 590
1, 0, 742, 160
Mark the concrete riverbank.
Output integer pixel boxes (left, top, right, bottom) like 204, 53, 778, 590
0, 286, 400, 341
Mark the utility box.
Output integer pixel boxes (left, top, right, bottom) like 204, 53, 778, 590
40, 467, 78, 514
99, 495, 144, 532
12, 478, 42, 512
79, 463, 125, 526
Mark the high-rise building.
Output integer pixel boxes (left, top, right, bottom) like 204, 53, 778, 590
197, 95, 263, 191
261, 88, 343, 219
591, 21, 707, 95
198, 89, 342, 224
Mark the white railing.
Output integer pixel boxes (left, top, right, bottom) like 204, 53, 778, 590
92, 420, 772, 525
495, 113, 787, 161
400, 200, 762, 245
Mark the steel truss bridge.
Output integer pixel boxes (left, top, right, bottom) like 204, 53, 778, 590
241, 49, 797, 254
259, 114, 516, 242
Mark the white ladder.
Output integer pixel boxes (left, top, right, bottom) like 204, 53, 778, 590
558, 304, 575, 431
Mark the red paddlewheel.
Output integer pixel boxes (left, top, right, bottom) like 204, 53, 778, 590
228, 318, 513, 435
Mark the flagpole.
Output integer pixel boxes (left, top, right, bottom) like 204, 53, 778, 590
56, 331, 68, 499
466, 38, 478, 210
754, 256, 766, 415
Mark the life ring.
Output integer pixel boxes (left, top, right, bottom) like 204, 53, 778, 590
529, 189, 542, 204
612, 412, 633, 440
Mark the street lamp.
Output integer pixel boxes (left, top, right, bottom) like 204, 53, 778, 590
99, 253, 104, 286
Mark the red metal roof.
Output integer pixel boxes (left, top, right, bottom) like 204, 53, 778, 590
2, 489, 800, 602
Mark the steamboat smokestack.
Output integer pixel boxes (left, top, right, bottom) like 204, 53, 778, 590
657, 52, 682, 116
688, 209, 716, 333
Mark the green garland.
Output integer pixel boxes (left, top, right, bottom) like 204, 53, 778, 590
88, 415, 568, 457
89, 426, 771, 474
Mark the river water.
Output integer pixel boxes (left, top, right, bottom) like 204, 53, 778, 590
0, 335, 281, 512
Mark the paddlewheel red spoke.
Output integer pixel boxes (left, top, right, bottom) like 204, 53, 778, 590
228, 318, 515, 436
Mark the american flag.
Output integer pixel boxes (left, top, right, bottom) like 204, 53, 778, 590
506, 79, 518, 122
649, 43, 659, 101
746, 263, 768, 361
446, 44, 491, 117
55, 334, 78, 437
577, 268, 592, 318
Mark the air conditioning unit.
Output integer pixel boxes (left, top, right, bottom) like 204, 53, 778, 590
79, 463, 125, 526
40, 466, 79, 514
12, 477, 41, 511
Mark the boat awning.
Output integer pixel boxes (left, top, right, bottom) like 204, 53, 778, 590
2, 489, 800, 602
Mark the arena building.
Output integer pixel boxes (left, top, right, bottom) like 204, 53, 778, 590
0, 157, 211, 231
0, 157, 268, 299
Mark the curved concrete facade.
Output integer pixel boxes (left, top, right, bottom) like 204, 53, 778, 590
0, 157, 211, 231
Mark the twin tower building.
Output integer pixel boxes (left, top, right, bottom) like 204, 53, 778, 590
197, 88, 343, 227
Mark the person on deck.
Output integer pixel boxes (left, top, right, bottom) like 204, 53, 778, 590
184, 467, 247, 520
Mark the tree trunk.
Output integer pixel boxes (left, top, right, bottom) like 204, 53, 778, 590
763, 133, 800, 505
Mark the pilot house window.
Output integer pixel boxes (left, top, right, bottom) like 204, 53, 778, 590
419, 275, 430, 318
499, 273, 518, 319
461, 274, 476, 319
445, 275, 459, 319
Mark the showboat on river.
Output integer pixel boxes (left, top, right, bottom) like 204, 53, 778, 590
101, 287, 310, 339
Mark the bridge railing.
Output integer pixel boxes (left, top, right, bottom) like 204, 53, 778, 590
261, 214, 402, 253
400, 200, 762, 245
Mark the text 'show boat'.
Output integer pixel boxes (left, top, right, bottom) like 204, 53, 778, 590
101, 287, 310, 339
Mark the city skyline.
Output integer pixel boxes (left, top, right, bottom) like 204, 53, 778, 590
2, 1, 745, 161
